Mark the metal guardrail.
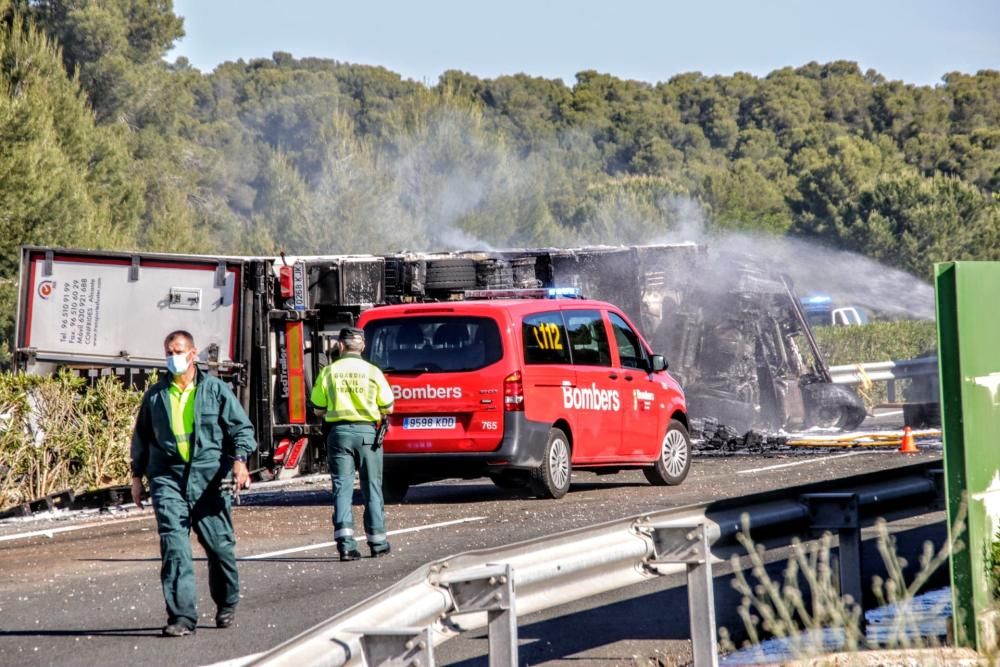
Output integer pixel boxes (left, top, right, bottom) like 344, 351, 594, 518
247, 462, 944, 667
829, 357, 938, 403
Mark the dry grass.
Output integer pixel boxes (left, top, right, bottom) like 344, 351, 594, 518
720, 502, 969, 662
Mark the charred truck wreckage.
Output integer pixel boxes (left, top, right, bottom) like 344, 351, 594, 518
15, 244, 865, 475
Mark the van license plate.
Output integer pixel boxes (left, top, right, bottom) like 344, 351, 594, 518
403, 416, 457, 430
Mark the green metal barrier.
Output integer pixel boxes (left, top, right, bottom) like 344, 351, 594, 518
937, 262, 1000, 650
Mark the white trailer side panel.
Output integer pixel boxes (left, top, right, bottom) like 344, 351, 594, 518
21, 252, 241, 368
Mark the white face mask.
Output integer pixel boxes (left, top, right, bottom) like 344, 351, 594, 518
166, 352, 190, 375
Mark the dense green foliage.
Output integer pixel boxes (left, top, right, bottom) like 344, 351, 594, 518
813, 320, 938, 366
3, 1, 997, 265
0, 371, 141, 509
0, 0, 997, 351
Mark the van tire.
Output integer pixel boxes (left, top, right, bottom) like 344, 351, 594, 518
644, 419, 691, 486
383, 475, 410, 503
531, 428, 572, 499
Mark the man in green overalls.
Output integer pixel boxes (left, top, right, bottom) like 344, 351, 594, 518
131, 330, 257, 637
311, 327, 395, 561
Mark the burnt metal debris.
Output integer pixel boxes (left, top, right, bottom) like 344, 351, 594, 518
302, 244, 865, 438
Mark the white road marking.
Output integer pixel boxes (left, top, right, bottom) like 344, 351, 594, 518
0, 513, 152, 543
242, 516, 487, 560
736, 451, 890, 474
876, 410, 904, 417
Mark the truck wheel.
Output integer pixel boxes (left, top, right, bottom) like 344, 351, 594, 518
811, 404, 866, 430
811, 404, 849, 429
531, 428, 571, 499
644, 419, 691, 486
802, 383, 866, 431
383, 475, 410, 504
426, 258, 476, 290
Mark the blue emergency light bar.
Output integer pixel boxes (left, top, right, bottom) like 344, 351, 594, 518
802, 294, 833, 305
463, 287, 583, 300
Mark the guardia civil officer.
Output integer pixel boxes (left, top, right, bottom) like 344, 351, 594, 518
130, 331, 257, 637
310, 326, 395, 561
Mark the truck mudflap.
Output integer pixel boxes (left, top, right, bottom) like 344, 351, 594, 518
383, 412, 551, 482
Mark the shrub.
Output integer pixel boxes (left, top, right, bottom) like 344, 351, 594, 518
0, 370, 142, 510
813, 320, 938, 367
812, 321, 938, 408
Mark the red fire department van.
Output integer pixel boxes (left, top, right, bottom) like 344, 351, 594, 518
358, 288, 690, 500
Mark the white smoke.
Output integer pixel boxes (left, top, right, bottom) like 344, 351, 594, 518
648, 198, 934, 319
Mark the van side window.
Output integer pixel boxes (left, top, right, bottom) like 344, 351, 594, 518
563, 310, 612, 367
609, 312, 649, 370
522, 312, 571, 365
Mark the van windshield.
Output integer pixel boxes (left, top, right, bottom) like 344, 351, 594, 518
363, 316, 503, 373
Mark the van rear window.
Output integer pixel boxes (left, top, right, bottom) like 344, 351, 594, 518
363, 316, 503, 373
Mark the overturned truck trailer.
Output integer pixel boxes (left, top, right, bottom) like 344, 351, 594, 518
14, 244, 863, 477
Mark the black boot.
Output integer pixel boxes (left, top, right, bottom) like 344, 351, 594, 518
215, 606, 236, 628
370, 543, 391, 558
162, 622, 196, 637
339, 548, 362, 562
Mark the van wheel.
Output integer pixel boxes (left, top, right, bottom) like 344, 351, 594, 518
383, 475, 410, 504
531, 428, 571, 499
644, 419, 691, 486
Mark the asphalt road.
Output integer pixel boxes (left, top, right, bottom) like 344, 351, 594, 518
0, 443, 941, 667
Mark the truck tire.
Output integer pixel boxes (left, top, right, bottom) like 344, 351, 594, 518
803, 383, 866, 431
476, 259, 514, 289
531, 428, 572, 499
644, 419, 691, 486
426, 258, 476, 290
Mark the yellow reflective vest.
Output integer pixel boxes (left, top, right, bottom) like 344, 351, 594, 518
310, 354, 394, 423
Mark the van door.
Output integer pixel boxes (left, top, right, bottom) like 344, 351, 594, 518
520, 310, 576, 434
607, 311, 662, 460
561, 308, 621, 462
363, 314, 507, 453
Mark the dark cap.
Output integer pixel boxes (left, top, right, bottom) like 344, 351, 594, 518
338, 326, 364, 342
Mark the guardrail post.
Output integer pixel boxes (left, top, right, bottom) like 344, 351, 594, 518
435, 563, 517, 667
887, 379, 896, 403
649, 523, 718, 667
801, 493, 862, 612
354, 627, 434, 667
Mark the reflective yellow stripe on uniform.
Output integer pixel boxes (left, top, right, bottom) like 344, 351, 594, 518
310, 355, 394, 423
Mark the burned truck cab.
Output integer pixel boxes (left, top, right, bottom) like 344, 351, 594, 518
640, 252, 866, 434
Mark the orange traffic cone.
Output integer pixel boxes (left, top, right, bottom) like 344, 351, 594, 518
899, 426, 918, 454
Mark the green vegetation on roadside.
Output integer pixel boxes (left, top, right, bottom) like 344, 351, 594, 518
812, 320, 938, 409
813, 320, 938, 366
0, 371, 140, 511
